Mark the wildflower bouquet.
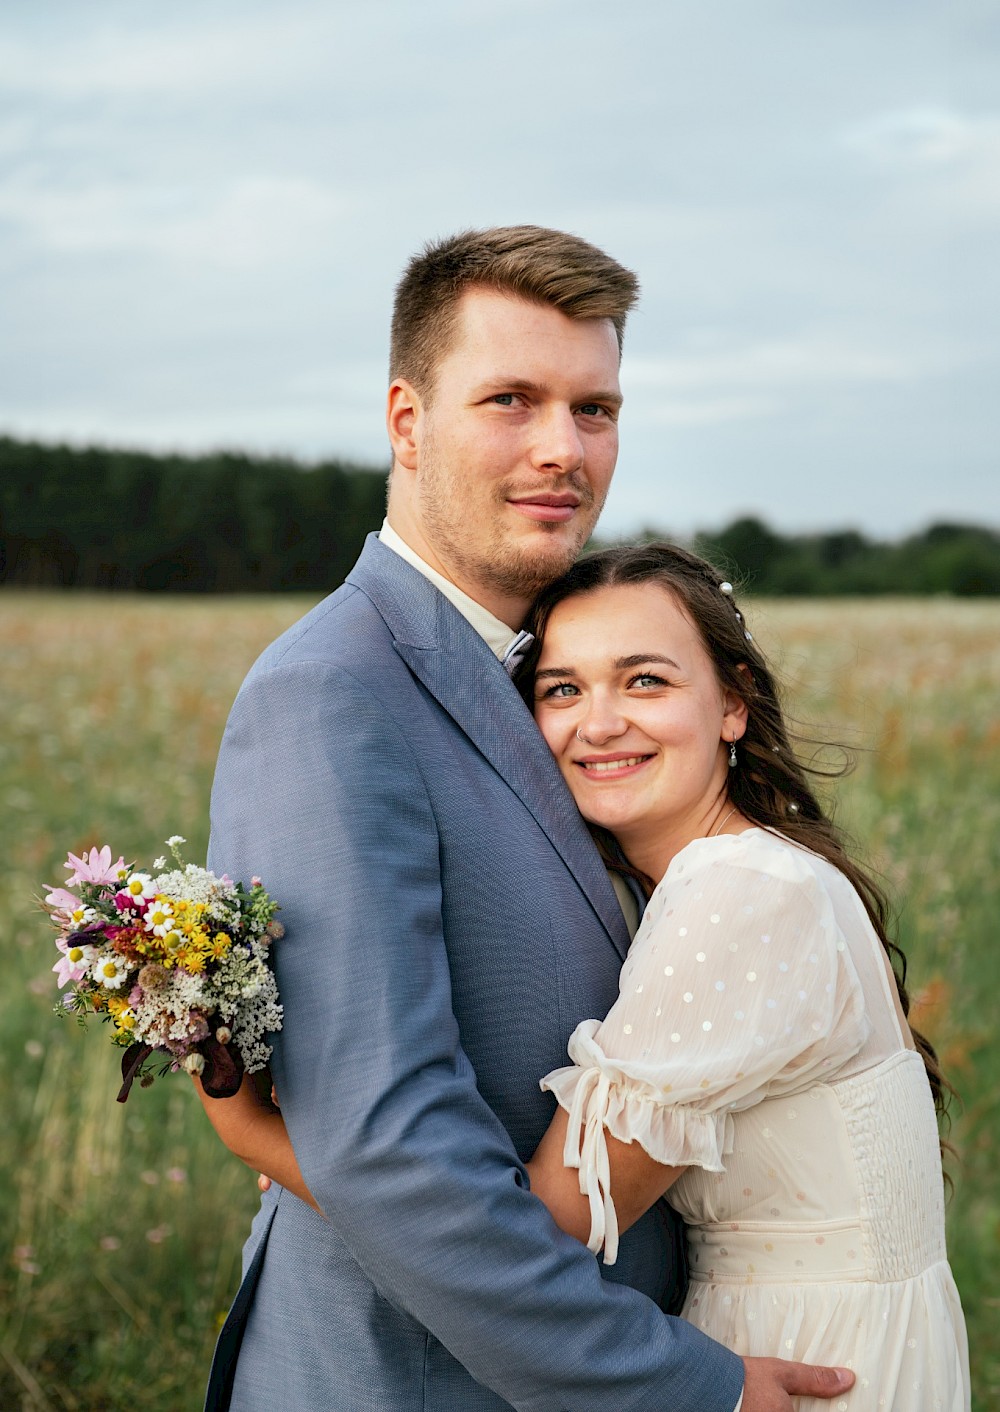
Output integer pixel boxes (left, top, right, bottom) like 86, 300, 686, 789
44, 838, 283, 1101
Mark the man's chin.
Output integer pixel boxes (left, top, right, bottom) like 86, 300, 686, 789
487, 530, 590, 598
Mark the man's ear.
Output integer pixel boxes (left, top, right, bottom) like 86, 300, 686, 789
386, 378, 423, 472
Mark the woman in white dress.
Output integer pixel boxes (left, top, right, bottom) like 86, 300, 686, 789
207, 542, 970, 1409
515, 542, 969, 1411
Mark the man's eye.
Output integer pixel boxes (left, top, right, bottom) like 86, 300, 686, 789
491, 393, 516, 406
577, 403, 608, 418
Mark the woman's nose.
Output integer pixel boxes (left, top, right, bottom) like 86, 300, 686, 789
576, 700, 628, 746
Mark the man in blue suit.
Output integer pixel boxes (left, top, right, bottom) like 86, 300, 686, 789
205, 227, 854, 1411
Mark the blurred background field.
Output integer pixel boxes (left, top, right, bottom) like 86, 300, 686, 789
0, 591, 997, 1411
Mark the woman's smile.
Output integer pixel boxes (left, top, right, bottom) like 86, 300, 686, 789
533, 580, 748, 879
574, 752, 655, 778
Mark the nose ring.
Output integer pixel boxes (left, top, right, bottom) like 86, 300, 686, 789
576, 727, 594, 745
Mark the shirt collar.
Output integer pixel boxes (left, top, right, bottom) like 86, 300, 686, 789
378, 519, 522, 662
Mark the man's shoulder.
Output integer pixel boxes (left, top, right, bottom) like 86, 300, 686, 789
250, 579, 389, 679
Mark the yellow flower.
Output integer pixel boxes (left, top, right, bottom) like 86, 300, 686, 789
179, 949, 207, 974
210, 933, 231, 961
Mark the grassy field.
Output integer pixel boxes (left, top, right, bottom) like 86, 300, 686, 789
0, 591, 997, 1411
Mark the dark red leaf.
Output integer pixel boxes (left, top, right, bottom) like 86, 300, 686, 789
117, 1042, 153, 1103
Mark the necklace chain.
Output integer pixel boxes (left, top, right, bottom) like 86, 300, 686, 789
710, 806, 738, 838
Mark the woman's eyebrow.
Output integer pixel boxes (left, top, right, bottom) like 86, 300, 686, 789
535, 653, 681, 682
615, 653, 681, 671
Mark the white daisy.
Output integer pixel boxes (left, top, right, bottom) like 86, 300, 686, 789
123, 872, 156, 903
144, 898, 175, 936
93, 953, 129, 989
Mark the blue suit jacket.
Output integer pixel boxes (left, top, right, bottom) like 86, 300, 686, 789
204, 535, 743, 1411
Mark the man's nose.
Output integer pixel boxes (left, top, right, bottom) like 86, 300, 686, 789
530, 406, 584, 475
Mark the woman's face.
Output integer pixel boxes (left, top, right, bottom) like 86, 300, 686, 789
532, 581, 747, 868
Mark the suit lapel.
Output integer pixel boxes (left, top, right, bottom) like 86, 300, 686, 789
348, 537, 632, 963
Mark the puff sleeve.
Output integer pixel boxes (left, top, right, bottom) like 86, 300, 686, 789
540, 832, 871, 1263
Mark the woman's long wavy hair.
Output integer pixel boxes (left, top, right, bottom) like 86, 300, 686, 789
516, 541, 950, 1124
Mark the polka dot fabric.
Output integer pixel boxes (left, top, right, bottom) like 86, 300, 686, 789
541, 830, 970, 1410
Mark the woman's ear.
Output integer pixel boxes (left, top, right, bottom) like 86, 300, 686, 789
386, 378, 423, 471
722, 685, 750, 743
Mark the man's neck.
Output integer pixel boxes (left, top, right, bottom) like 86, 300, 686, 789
383, 511, 531, 627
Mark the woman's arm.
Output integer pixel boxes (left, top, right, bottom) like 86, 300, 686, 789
193, 1070, 678, 1244
525, 1104, 683, 1246
190, 1072, 323, 1216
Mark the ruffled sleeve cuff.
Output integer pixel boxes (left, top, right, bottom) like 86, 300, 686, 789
540, 1021, 733, 1265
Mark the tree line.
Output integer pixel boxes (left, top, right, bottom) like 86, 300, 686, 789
686, 516, 1000, 597
0, 437, 387, 592
2, 436, 998, 595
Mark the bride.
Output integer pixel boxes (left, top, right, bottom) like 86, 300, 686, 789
199, 542, 970, 1410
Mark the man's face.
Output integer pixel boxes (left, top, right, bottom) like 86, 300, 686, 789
402, 288, 622, 609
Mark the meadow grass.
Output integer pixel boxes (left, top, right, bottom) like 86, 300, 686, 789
0, 591, 997, 1411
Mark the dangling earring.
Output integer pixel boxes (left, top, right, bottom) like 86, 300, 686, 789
728, 738, 738, 769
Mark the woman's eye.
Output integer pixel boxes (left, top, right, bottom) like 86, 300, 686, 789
539, 681, 578, 699
630, 673, 666, 689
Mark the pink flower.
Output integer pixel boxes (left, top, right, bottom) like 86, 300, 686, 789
45, 886, 81, 920
65, 845, 126, 888
52, 937, 96, 987
114, 891, 141, 915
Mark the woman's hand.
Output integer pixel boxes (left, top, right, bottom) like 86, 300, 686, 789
190, 1068, 323, 1215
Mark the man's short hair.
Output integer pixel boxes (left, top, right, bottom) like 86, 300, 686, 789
389, 225, 639, 398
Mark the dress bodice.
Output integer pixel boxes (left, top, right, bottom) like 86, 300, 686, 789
541, 830, 970, 1409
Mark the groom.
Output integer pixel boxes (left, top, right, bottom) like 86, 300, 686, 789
205, 226, 853, 1411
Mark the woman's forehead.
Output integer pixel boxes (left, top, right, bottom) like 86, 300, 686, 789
540, 582, 703, 659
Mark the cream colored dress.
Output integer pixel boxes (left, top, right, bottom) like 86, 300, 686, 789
541, 830, 970, 1411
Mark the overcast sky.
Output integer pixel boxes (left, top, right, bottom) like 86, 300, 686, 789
1, 0, 997, 539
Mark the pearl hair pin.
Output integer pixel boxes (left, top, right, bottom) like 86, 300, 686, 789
718, 579, 753, 641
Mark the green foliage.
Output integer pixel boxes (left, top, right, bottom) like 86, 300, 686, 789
0, 594, 997, 1409
0, 437, 388, 592
691, 518, 1000, 596
4, 435, 999, 596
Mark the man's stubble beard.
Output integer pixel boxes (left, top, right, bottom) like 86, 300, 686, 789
418, 453, 604, 604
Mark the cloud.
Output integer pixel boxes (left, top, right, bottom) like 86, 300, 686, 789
842, 106, 1000, 167
620, 333, 946, 428
841, 106, 1000, 221
0, 15, 307, 99
0, 174, 352, 266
